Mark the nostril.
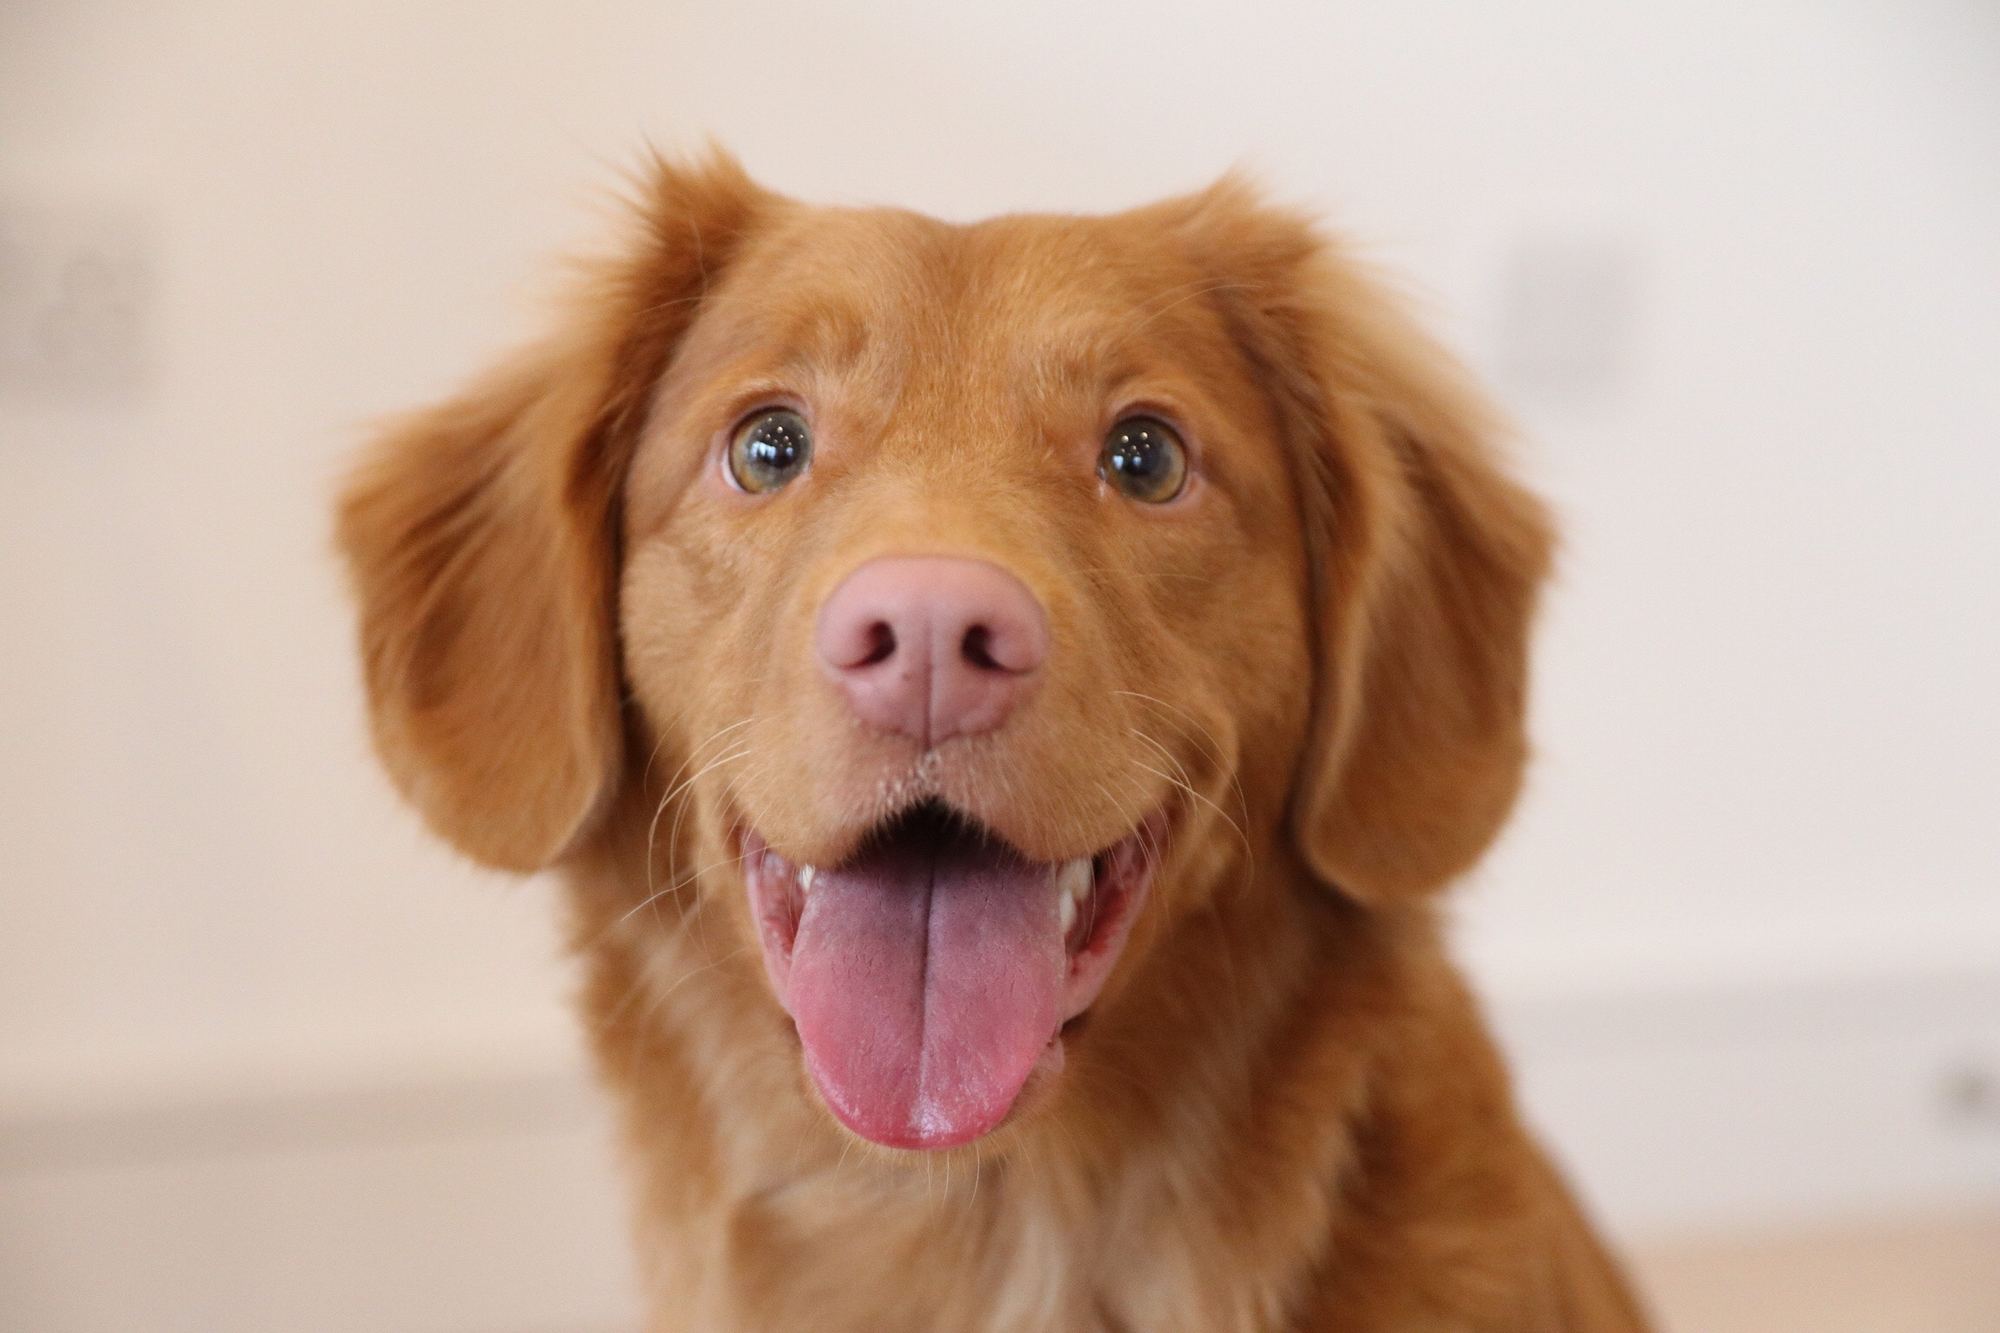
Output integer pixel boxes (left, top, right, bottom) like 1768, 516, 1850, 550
961, 624, 1002, 672
856, 621, 897, 668
817, 556, 1047, 741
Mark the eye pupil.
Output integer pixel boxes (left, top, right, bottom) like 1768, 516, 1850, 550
728, 409, 813, 493
1099, 416, 1187, 503
747, 421, 803, 468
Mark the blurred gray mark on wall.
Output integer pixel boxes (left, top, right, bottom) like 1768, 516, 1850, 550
0, 201, 155, 403
1939, 1058, 2000, 1133
1494, 232, 1645, 406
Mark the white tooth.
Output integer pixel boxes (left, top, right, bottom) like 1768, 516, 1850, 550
1056, 857, 1091, 935
1057, 857, 1092, 904
798, 864, 816, 894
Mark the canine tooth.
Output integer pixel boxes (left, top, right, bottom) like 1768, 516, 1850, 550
798, 864, 816, 894
1057, 857, 1092, 904
1056, 857, 1091, 936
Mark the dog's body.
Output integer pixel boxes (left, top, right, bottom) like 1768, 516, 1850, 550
338, 154, 1649, 1331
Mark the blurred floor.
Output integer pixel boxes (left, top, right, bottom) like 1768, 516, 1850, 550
1632, 1210, 2000, 1333
3, 1062, 1995, 1330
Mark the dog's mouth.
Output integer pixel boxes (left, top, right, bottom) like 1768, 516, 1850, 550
742, 799, 1165, 1150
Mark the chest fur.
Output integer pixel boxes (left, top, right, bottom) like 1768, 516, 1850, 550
648, 1151, 1305, 1333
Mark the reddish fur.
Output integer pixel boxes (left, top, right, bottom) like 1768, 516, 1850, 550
336, 150, 1651, 1331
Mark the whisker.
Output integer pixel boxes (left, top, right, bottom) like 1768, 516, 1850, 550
646, 716, 752, 797
639, 721, 755, 926
1128, 278, 1255, 335
618, 844, 753, 928
1127, 745, 1253, 866
1116, 691, 1254, 870
1113, 691, 1247, 815
1130, 274, 1254, 326
643, 743, 752, 913
661, 744, 754, 951
637, 942, 755, 1020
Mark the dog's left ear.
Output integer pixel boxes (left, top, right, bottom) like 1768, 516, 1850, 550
1171, 180, 1554, 903
336, 153, 769, 872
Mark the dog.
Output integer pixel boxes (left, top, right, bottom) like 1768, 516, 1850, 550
336, 150, 1650, 1331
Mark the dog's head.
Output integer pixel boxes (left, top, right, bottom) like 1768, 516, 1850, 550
338, 153, 1549, 1152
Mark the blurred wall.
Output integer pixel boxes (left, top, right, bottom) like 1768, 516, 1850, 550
3, 1, 1997, 1327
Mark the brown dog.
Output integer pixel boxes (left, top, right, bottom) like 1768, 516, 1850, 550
337, 152, 1649, 1331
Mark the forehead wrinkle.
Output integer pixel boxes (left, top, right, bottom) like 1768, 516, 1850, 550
731, 205, 959, 387
955, 230, 1225, 410
1008, 324, 1148, 409
771, 298, 880, 385
930, 288, 1122, 422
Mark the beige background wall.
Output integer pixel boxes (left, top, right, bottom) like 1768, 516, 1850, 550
4, 2, 1997, 1328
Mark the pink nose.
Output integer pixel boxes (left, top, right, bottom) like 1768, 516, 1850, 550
816, 557, 1048, 746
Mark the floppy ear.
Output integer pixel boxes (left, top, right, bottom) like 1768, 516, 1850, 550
1291, 344, 1554, 904
1178, 182, 1554, 902
335, 152, 768, 872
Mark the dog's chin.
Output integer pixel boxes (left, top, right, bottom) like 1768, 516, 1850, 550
740, 798, 1165, 1151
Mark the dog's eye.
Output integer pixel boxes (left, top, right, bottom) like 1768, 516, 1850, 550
1099, 416, 1188, 504
726, 409, 813, 493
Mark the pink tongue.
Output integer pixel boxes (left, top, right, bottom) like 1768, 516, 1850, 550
787, 833, 1065, 1149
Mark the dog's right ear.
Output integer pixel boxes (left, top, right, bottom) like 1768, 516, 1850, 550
335, 152, 769, 872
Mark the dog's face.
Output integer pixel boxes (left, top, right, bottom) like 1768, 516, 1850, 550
339, 155, 1549, 1154
618, 204, 1313, 1146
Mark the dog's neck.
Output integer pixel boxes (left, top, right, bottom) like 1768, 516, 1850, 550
558, 779, 1481, 1332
